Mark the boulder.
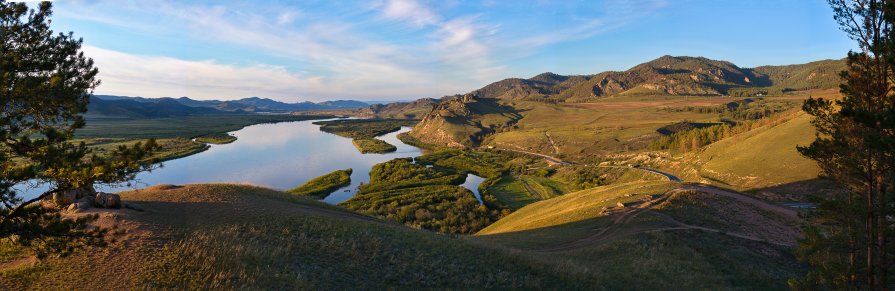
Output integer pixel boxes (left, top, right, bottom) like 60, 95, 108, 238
95, 192, 121, 209
77, 196, 95, 206
74, 185, 97, 199
64, 201, 90, 212
48, 185, 97, 208
51, 190, 77, 207
75, 201, 91, 210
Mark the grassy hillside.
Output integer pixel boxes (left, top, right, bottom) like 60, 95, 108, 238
0, 184, 589, 289
475, 182, 803, 290
1, 183, 805, 290
750, 59, 846, 92
480, 181, 678, 238
696, 111, 820, 189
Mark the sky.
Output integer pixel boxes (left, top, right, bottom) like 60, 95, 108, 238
37, 0, 855, 102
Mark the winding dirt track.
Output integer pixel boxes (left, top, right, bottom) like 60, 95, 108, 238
488, 147, 800, 251
537, 185, 800, 252
685, 185, 798, 220
492, 148, 574, 165
490, 147, 681, 182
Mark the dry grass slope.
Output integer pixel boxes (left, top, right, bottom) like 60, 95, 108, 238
480, 181, 678, 235
697, 111, 820, 188
0, 184, 589, 289
1, 182, 806, 290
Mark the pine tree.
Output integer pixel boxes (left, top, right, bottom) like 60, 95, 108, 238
0, 1, 159, 258
791, 0, 895, 289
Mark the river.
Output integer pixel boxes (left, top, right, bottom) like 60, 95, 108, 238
17, 119, 486, 204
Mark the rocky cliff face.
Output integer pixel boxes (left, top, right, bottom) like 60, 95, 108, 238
409, 93, 520, 148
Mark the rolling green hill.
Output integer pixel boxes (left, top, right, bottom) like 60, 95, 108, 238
1, 183, 805, 290
0, 184, 580, 289
479, 181, 678, 237
475, 181, 803, 290
697, 111, 820, 189
750, 59, 846, 92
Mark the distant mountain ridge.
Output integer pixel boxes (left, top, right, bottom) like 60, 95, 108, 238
405, 56, 847, 147
89, 95, 370, 118
472, 56, 845, 102
87, 96, 229, 118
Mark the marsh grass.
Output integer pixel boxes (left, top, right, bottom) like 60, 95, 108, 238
288, 169, 352, 199
194, 133, 237, 144
351, 138, 397, 153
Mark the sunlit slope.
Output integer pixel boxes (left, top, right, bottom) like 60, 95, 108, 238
697, 111, 820, 188
474, 182, 803, 290
3, 183, 803, 290
0, 184, 582, 289
479, 181, 677, 235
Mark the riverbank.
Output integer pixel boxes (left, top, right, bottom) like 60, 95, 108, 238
79, 114, 335, 139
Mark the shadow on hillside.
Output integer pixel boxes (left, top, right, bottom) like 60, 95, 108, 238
470, 97, 529, 118
748, 178, 845, 203
119, 200, 251, 230
476, 216, 619, 250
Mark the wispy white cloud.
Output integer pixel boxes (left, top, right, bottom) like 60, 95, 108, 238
84, 46, 323, 101
276, 10, 301, 26
85, 45, 463, 102
58, 0, 668, 101
378, 0, 441, 27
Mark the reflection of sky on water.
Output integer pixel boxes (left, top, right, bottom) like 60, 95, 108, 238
20, 120, 487, 205
21, 120, 421, 204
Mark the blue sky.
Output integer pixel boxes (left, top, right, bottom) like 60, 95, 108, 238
42, 0, 853, 102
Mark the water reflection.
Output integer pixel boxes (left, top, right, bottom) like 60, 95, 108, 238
20, 120, 419, 204
19, 119, 485, 205
461, 174, 486, 204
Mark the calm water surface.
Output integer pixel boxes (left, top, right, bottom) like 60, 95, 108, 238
461, 174, 486, 204
135, 119, 422, 204
20, 119, 486, 204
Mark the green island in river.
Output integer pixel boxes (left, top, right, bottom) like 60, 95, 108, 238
288, 169, 353, 199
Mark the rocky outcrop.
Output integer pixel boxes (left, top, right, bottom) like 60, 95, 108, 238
50, 185, 96, 208
369, 98, 438, 119
409, 93, 521, 148
95, 192, 121, 209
